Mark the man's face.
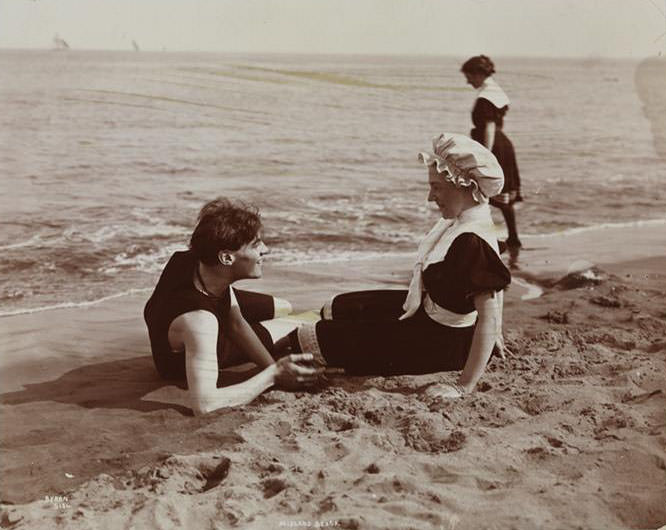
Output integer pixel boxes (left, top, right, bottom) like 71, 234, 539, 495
229, 234, 268, 280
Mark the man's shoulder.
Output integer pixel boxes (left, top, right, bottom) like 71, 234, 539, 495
165, 249, 195, 269
172, 309, 219, 333
152, 250, 195, 292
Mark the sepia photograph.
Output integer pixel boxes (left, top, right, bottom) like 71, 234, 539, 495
1, 1, 665, 528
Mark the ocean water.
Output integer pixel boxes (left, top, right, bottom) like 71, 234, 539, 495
1, 51, 664, 315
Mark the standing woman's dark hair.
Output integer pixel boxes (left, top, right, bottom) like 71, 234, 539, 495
461, 55, 495, 77
461, 55, 523, 249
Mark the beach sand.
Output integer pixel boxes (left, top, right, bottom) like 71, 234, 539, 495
1, 224, 665, 529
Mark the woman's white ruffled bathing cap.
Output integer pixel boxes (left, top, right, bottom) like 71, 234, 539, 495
418, 133, 504, 203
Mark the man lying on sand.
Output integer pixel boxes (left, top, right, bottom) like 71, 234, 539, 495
278, 133, 511, 399
144, 198, 322, 415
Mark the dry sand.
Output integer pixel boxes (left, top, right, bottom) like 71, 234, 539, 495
1, 224, 665, 529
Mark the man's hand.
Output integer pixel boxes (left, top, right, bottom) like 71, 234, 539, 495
274, 353, 324, 390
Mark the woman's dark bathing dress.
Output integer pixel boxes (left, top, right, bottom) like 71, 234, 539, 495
471, 97, 521, 197
470, 78, 522, 246
292, 206, 511, 375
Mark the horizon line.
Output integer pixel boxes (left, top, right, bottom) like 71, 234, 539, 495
0, 46, 661, 61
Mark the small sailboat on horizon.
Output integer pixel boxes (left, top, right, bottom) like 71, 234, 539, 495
53, 34, 70, 51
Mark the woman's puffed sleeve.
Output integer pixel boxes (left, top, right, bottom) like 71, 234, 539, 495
448, 233, 511, 297
422, 233, 511, 314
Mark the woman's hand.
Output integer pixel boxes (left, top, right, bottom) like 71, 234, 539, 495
424, 382, 466, 401
274, 353, 323, 390
494, 333, 513, 360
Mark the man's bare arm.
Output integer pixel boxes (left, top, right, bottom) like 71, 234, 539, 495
225, 305, 275, 369
157, 311, 315, 415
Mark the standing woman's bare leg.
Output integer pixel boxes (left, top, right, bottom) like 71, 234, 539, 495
490, 197, 521, 248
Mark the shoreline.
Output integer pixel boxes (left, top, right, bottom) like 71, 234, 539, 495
2, 220, 665, 318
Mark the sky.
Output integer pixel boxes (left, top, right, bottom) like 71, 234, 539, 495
1, 0, 665, 57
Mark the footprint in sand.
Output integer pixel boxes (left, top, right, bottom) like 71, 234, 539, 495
524, 446, 552, 460
127, 453, 231, 494
324, 439, 351, 460
261, 477, 289, 499
321, 411, 358, 432
419, 462, 464, 485
518, 392, 557, 416
397, 413, 466, 453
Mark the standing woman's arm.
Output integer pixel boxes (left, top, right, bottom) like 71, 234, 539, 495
483, 121, 496, 152
473, 97, 496, 151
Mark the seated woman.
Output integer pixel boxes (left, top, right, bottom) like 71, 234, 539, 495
282, 133, 511, 399
144, 198, 320, 415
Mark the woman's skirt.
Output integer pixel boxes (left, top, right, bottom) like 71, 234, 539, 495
297, 290, 475, 376
472, 127, 521, 194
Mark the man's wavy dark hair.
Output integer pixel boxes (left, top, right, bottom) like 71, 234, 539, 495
189, 197, 261, 265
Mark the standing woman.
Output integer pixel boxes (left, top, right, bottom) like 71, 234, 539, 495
461, 55, 522, 248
